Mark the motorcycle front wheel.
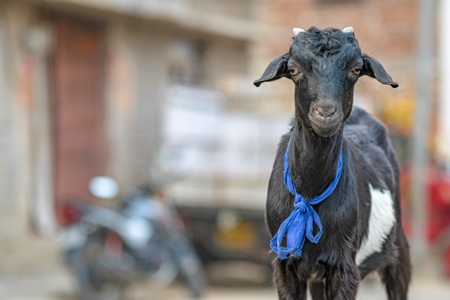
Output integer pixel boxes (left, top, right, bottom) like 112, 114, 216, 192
71, 237, 127, 300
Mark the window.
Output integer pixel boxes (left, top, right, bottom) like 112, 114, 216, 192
168, 39, 205, 86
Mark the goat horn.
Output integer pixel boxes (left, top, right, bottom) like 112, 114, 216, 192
293, 28, 305, 36
342, 27, 354, 33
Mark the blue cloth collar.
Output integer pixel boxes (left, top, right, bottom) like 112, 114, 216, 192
270, 136, 343, 259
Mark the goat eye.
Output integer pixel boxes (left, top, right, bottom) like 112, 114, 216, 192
352, 68, 362, 75
288, 68, 299, 77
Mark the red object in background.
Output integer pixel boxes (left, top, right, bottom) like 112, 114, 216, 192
444, 247, 450, 277
59, 204, 83, 226
425, 170, 450, 243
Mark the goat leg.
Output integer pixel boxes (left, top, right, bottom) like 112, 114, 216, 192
309, 281, 326, 300
273, 258, 307, 300
380, 230, 411, 300
325, 264, 360, 300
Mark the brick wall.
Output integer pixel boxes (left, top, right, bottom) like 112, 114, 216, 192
258, 0, 418, 61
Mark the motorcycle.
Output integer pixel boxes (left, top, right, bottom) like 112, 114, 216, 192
59, 177, 207, 300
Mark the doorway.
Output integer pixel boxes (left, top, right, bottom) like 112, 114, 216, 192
51, 16, 107, 223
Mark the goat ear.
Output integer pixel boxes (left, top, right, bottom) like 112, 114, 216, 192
254, 53, 289, 87
362, 54, 399, 88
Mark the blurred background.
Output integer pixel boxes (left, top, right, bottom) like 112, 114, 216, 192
1, 0, 450, 299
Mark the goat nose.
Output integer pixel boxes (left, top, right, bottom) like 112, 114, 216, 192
314, 105, 336, 118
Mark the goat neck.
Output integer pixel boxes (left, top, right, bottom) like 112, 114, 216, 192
289, 120, 343, 200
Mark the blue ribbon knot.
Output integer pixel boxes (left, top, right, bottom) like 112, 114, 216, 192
270, 137, 343, 259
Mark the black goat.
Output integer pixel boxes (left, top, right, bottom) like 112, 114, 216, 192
254, 27, 411, 300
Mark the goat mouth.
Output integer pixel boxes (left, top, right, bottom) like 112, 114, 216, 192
309, 115, 342, 137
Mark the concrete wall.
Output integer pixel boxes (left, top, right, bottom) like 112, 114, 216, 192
0, 2, 59, 271
0, 2, 33, 242
106, 22, 170, 186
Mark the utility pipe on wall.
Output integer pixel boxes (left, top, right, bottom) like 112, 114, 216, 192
438, 1, 450, 168
410, 0, 437, 267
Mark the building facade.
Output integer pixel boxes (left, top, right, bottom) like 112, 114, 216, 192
0, 0, 258, 267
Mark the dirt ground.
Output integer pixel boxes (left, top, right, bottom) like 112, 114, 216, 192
1, 238, 449, 300
2, 260, 450, 300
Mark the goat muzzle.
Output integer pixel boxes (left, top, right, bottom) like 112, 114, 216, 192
309, 104, 342, 136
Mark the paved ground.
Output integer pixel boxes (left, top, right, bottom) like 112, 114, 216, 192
2, 262, 450, 300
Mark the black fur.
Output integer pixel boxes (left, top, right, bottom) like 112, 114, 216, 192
254, 27, 411, 300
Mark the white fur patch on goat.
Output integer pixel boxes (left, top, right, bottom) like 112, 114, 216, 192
355, 184, 395, 265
